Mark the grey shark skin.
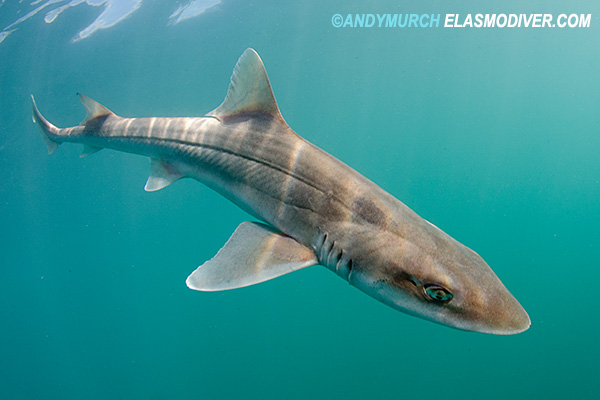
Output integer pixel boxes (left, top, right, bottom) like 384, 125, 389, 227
32, 48, 530, 334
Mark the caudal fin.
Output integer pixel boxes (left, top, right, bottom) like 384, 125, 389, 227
31, 95, 60, 154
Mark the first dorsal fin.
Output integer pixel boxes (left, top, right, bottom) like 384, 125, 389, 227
207, 48, 283, 120
78, 93, 115, 125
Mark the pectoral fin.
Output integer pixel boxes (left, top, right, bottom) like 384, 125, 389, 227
186, 222, 318, 291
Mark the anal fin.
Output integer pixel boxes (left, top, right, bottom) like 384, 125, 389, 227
186, 222, 319, 291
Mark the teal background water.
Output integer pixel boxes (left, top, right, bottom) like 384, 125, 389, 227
1, 0, 599, 398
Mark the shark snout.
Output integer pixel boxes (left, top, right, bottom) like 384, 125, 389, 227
492, 297, 531, 335
473, 286, 530, 335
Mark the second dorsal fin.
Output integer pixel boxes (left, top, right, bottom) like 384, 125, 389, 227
207, 48, 283, 121
78, 93, 115, 124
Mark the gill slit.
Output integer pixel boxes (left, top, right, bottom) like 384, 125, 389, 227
314, 228, 354, 282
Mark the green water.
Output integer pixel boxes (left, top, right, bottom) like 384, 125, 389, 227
1, 0, 599, 398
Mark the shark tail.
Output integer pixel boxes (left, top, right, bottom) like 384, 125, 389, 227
31, 95, 61, 154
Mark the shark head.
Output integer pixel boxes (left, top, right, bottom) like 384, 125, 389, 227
348, 227, 530, 335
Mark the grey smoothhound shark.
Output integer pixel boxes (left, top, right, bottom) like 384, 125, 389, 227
32, 48, 530, 334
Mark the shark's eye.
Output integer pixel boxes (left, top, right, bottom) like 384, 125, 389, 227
423, 284, 453, 304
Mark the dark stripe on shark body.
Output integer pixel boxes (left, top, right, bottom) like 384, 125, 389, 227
97, 131, 348, 212
352, 196, 387, 228
83, 115, 111, 131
